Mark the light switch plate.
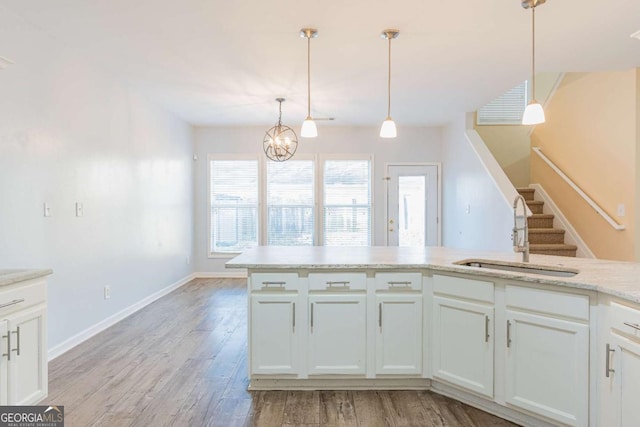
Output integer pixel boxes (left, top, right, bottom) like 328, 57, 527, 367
617, 203, 626, 217
43, 203, 51, 217
76, 202, 84, 217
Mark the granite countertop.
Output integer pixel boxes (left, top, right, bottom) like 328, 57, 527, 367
0, 269, 53, 287
226, 246, 640, 304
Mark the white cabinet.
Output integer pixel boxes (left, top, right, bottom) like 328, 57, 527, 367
432, 275, 494, 397
0, 277, 48, 405
250, 294, 299, 375
599, 298, 640, 427
308, 294, 366, 375
249, 273, 300, 375
375, 294, 422, 375
504, 286, 589, 427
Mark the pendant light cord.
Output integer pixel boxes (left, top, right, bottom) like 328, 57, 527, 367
307, 36, 311, 117
387, 36, 392, 118
531, 6, 536, 101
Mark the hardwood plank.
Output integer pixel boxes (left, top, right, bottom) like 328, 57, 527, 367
205, 397, 253, 427
351, 391, 394, 427
244, 390, 287, 426
319, 391, 358, 426
168, 378, 228, 427
416, 390, 460, 426
283, 391, 320, 425
382, 391, 432, 427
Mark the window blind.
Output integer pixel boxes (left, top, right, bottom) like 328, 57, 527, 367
477, 81, 528, 125
266, 160, 315, 246
210, 159, 259, 253
323, 160, 371, 246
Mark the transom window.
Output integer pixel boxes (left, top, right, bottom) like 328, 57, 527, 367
477, 81, 529, 125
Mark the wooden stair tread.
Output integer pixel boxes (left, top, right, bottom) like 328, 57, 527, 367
516, 188, 534, 193
525, 200, 543, 205
529, 214, 554, 219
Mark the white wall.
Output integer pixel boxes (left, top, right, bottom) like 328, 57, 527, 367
0, 10, 194, 350
442, 115, 514, 252
194, 126, 443, 273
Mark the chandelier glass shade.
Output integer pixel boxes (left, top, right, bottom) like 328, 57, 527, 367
263, 98, 298, 162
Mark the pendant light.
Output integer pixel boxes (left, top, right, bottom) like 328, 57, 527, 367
522, 0, 546, 125
263, 98, 298, 162
380, 29, 399, 138
300, 28, 318, 138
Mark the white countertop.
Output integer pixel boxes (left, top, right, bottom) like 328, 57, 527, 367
0, 269, 53, 287
226, 246, 640, 304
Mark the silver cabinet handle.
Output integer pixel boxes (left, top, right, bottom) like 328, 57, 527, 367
310, 303, 314, 329
624, 322, 640, 332
292, 303, 296, 331
262, 281, 285, 286
379, 303, 383, 328
387, 281, 411, 286
11, 327, 19, 356
506, 320, 512, 348
0, 299, 24, 310
606, 343, 615, 378
326, 281, 350, 286
485, 316, 490, 343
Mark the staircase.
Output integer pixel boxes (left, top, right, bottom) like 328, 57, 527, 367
517, 188, 577, 257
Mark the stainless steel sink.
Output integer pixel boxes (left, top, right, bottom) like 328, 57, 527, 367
454, 259, 579, 278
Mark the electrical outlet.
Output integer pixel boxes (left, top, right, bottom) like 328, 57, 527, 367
104, 285, 111, 300
186, 256, 190, 265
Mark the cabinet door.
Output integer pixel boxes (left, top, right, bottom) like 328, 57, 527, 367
376, 294, 422, 375
7, 304, 47, 405
308, 294, 366, 375
602, 334, 640, 427
0, 320, 8, 405
505, 310, 588, 427
432, 296, 493, 397
250, 294, 299, 375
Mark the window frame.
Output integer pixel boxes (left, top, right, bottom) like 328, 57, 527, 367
207, 153, 373, 257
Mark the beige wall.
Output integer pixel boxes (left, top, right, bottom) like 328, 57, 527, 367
476, 73, 561, 188
531, 71, 637, 261
636, 69, 640, 260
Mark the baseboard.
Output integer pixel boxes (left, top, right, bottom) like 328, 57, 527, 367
194, 270, 247, 279
48, 273, 196, 361
529, 183, 596, 258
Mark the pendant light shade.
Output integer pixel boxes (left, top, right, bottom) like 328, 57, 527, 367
263, 98, 298, 162
522, 0, 546, 125
380, 29, 399, 138
300, 28, 318, 138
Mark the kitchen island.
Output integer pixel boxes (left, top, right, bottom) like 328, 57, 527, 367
227, 246, 640, 427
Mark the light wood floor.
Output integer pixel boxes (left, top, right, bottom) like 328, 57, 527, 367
46, 278, 519, 427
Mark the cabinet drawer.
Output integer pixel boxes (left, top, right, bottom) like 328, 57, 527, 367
609, 300, 640, 340
375, 272, 422, 291
0, 279, 46, 316
250, 273, 299, 292
309, 273, 366, 291
506, 285, 589, 321
433, 275, 493, 303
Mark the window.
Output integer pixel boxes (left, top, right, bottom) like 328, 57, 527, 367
323, 159, 372, 246
210, 159, 259, 253
209, 156, 372, 255
266, 160, 315, 246
477, 81, 528, 125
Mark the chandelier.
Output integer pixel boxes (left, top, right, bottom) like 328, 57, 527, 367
263, 98, 299, 162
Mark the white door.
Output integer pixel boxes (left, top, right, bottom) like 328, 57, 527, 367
432, 296, 494, 397
375, 294, 423, 375
505, 310, 589, 427
386, 164, 439, 246
308, 294, 366, 375
250, 294, 299, 375
7, 304, 47, 405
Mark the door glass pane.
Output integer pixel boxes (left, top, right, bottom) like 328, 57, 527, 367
398, 175, 425, 247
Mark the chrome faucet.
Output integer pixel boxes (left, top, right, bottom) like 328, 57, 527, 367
512, 195, 530, 263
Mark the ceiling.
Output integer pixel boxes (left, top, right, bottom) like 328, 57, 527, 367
1, 0, 639, 128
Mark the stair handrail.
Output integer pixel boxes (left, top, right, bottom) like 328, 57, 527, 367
532, 147, 625, 231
